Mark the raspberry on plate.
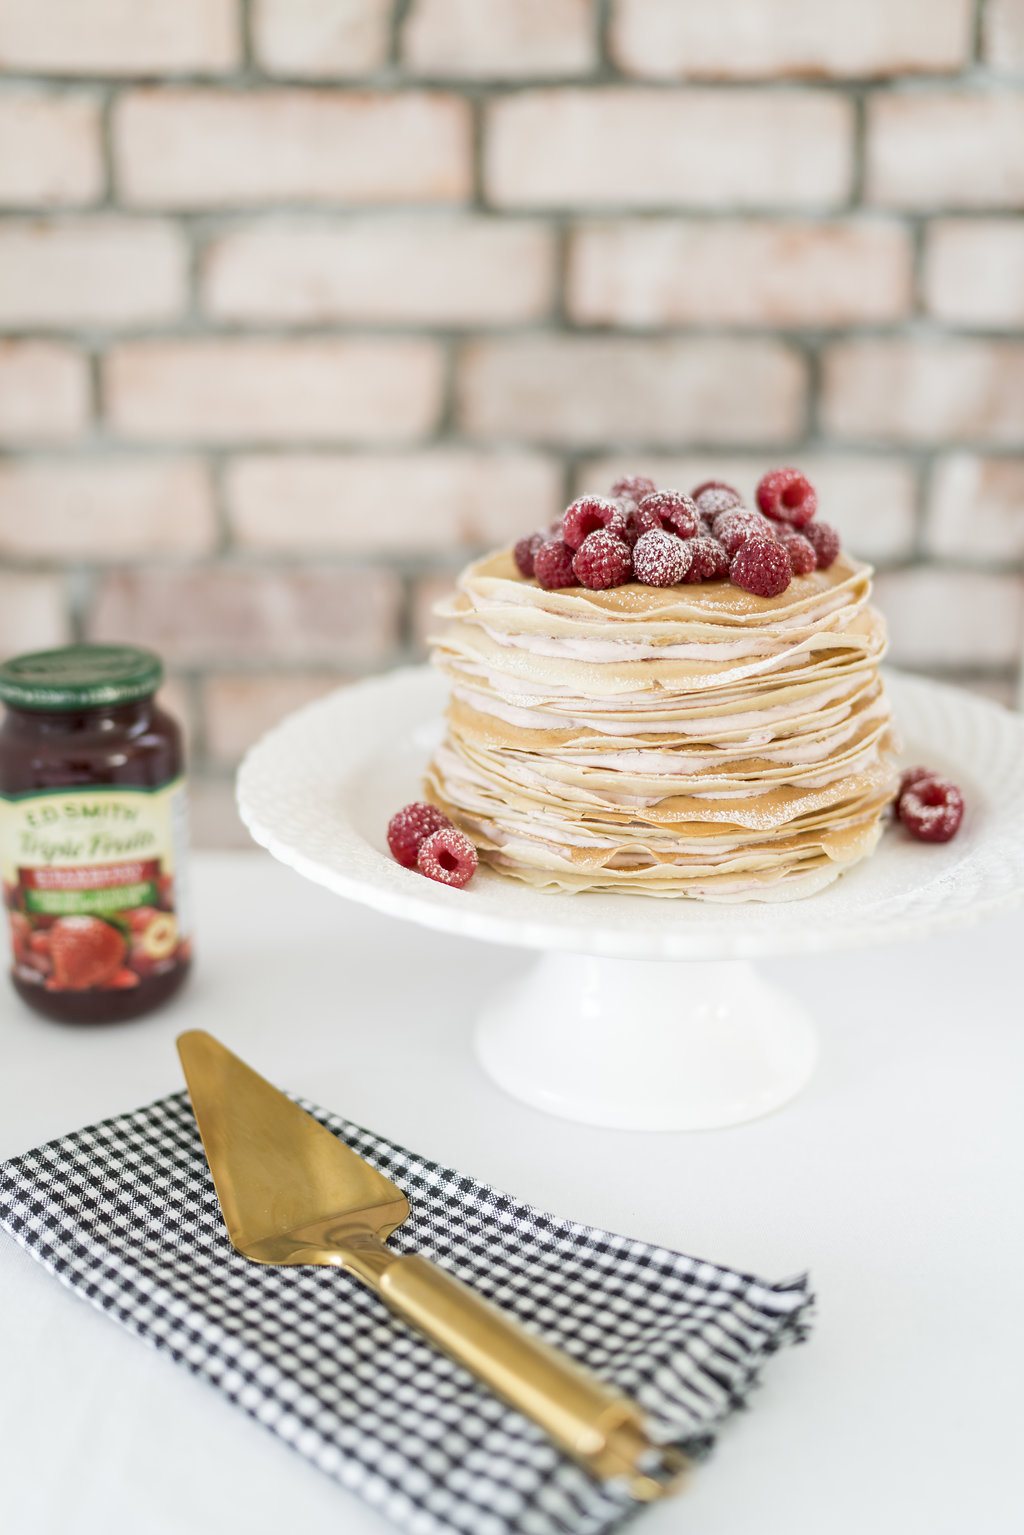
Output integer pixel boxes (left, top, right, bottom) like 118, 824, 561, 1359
713, 509, 776, 558
387, 802, 451, 868
610, 474, 656, 505
756, 468, 817, 526
694, 486, 743, 519
779, 530, 816, 575
514, 531, 544, 578
417, 826, 479, 887
691, 479, 741, 504
804, 521, 840, 569
898, 776, 964, 843
897, 766, 940, 807
633, 529, 691, 586
573, 529, 633, 589
634, 490, 699, 540
730, 536, 793, 598
562, 496, 627, 551
534, 538, 578, 589
683, 536, 730, 582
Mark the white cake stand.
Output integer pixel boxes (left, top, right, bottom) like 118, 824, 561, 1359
236, 668, 1024, 1132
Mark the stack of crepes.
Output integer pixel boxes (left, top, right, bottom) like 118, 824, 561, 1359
425, 546, 899, 901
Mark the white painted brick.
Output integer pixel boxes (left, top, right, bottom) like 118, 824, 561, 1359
203, 673, 348, 764
115, 90, 471, 208
0, 459, 216, 558
0, 92, 102, 207
0, 341, 89, 443
253, 0, 391, 77
610, 0, 973, 79
226, 451, 562, 552
403, 0, 596, 78
485, 88, 853, 209
0, 0, 238, 73
203, 217, 554, 324
872, 568, 1024, 668
0, 572, 69, 654
985, 0, 1024, 70
577, 454, 918, 563
823, 339, 1024, 444
458, 336, 806, 445
0, 219, 187, 328
926, 455, 1024, 560
867, 93, 1024, 208
923, 220, 1024, 326
89, 567, 402, 664
568, 218, 911, 326
104, 339, 444, 444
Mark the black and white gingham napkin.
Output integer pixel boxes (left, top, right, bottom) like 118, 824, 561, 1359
0, 1092, 812, 1535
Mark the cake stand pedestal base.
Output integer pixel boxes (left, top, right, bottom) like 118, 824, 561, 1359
475, 953, 817, 1132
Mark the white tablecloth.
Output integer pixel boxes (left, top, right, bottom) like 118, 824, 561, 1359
1, 851, 1021, 1535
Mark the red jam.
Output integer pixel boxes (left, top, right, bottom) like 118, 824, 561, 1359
0, 645, 192, 1024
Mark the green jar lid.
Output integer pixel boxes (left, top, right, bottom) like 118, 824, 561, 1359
0, 644, 163, 712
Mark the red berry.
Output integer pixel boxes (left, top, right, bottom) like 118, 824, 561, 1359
513, 531, 543, 578
610, 474, 656, 505
803, 521, 840, 570
48, 916, 126, 990
534, 539, 578, 590
897, 766, 939, 808
562, 496, 626, 551
694, 486, 743, 519
633, 530, 691, 587
898, 776, 964, 843
756, 467, 817, 526
388, 802, 451, 869
572, 529, 633, 590
730, 536, 793, 598
634, 490, 699, 540
691, 479, 741, 504
682, 536, 730, 582
712, 509, 776, 557
417, 826, 478, 887
779, 530, 816, 576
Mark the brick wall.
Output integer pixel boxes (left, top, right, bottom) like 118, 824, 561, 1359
1, 0, 1023, 844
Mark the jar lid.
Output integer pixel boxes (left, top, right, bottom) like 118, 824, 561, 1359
0, 644, 163, 712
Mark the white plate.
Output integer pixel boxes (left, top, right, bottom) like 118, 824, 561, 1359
236, 666, 1024, 963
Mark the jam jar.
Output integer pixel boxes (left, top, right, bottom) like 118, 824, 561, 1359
0, 645, 192, 1023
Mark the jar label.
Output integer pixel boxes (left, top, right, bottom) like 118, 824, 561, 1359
1, 779, 191, 993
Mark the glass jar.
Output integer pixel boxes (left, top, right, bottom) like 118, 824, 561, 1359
0, 645, 192, 1023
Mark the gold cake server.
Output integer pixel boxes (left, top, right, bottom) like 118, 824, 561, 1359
177, 1030, 690, 1501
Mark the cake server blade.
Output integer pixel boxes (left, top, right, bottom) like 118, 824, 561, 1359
177, 1030, 690, 1501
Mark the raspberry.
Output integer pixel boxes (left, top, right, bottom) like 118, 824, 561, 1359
634, 490, 699, 540
388, 801, 452, 869
417, 826, 478, 887
562, 496, 626, 551
572, 529, 633, 589
534, 539, 578, 589
898, 776, 964, 843
633, 529, 691, 586
897, 766, 939, 807
713, 509, 776, 557
694, 486, 743, 519
610, 474, 656, 505
692, 479, 741, 504
803, 520, 840, 570
779, 530, 816, 576
513, 531, 543, 578
682, 536, 730, 583
756, 467, 817, 526
730, 536, 793, 598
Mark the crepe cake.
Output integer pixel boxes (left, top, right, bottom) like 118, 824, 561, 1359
425, 471, 899, 902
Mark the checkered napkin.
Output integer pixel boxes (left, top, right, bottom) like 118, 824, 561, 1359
0, 1092, 811, 1535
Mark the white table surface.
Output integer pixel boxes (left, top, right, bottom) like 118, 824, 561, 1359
1, 850, 1021, 1535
